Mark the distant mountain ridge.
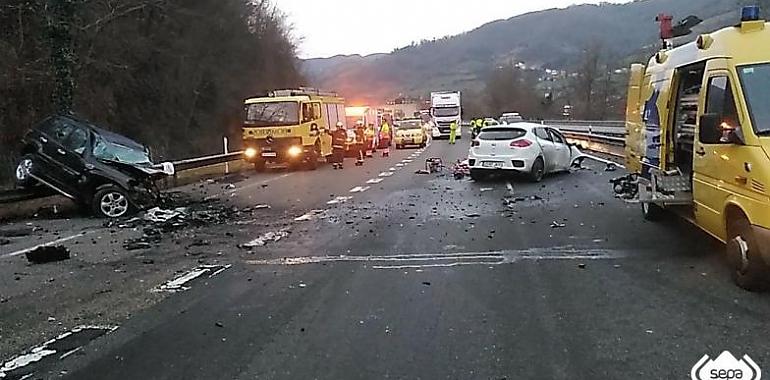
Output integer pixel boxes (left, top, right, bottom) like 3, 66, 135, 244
302, 0, 737, 102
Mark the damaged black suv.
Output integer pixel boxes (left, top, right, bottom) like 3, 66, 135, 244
14, 115, 172, 218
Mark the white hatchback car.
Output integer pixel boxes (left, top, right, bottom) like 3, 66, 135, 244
468, 123, 584, 182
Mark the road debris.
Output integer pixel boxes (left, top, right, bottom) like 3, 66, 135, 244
451, 159, 470, 179
550, 221, 567, 229
123, 241, 152, 251
480, 188, 494, 192
25, 246, 70, 264
254, 204, 271, 210
0, 238, 10, 246
425, 158, 444, 173
241, 230, 289, 248
415, 169, 431, 175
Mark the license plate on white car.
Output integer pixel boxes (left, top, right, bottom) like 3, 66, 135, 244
482, 161, 504, 168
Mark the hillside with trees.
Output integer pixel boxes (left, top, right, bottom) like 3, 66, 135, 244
0, 0, 303, 185
303, 0, 750, 117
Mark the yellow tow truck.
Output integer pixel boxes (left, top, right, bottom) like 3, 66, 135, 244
624, 6, 770, 290
242, 88, 345, 170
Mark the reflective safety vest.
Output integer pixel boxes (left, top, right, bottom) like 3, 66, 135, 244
380, 123, 391, 137
475, 119, 484, 129
450, 122, 458, 131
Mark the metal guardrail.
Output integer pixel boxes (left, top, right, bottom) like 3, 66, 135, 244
0, 150, 246, 205
543, 120, 627, 159
543, 120, 626, 137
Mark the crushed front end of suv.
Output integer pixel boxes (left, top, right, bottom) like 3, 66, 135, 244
14, 115, 174, 218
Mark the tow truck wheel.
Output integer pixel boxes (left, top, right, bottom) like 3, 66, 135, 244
641, 202, 664, 221
14, 154, 36, 188
92, 185, 132, 219
254, 160, 266, 172
306, 145, 319, 170
727, 215, 770, 292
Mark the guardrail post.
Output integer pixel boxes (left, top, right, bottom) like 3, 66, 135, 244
223, 137, 230, 175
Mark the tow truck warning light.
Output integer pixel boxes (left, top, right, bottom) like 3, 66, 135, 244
742, 5, 761, 22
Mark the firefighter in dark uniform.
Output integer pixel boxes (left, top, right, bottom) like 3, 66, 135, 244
354, 121, 366, 166
331, 122, 347, 169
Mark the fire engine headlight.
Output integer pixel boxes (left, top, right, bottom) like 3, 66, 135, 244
244, 147, 258, 158
287, 146, 303, 157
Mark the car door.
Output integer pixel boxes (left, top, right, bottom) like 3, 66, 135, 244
693, 67, 747, 239
533, 127, 557, 172
548, 128, 572, 171
37, 119, 77, 190
57, 125, 91, 189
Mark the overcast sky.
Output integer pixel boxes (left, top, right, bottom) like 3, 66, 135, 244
274, 0, 631, 58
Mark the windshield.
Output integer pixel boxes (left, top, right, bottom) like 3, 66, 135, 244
433, 107, 459, 117
93, 138, 151, 165
478, 128, 526, 140
245, 101, 299, 126
738, 63, 770, 135
398, 121, 422, 130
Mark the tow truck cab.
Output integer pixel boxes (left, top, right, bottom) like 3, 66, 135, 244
242, 88, 345, 170
625, 7, 770, 290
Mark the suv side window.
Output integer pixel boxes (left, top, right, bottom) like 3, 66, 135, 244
41, 119, 74, 143
534, 128, 552, 141
63, 127, 89, 155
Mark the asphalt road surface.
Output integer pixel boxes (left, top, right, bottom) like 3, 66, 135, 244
1, 139, 769, 380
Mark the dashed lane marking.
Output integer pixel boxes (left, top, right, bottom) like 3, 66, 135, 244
366, 178, 384, 184
349, 186, 370, 193
380, 172, 394, 177
326, 196, 354, 205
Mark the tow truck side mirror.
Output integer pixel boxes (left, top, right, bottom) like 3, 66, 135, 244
699, 113, 746, 145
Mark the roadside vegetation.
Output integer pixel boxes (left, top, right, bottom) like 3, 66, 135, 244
0, 0, 304, 187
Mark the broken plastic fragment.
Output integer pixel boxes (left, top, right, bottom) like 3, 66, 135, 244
25, 246, 70, 264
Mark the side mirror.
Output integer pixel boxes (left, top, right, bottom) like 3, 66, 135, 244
698, 113, 722, 144
699, 113, 745, 145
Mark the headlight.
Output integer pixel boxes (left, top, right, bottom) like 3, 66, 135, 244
287, 146, 303, 157
244, 147, 257, 158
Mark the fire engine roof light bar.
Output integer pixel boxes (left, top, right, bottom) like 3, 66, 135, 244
742, 5, 761, 22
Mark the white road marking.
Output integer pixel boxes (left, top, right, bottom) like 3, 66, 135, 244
366, 178, 384, 184
294, 209, 326, 221
326, 196, 354, 205
396, 163, 405, 167
0, 325, 118, 378
2, 231, 95, 259
246, 247, 629, 268
389, 167, 397, 171
349, 186, 370, 193
154, 264, 231, 293
379, 172, 394, 177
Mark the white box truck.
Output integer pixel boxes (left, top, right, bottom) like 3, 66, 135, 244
430, 91, 462, 139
